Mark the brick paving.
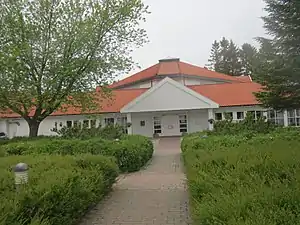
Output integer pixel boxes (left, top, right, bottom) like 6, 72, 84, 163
80, 137, 191, 225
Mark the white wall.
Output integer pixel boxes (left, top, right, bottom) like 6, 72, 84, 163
184, 77, 221, 85
123, 80, 152, 89
188, 110, 209, 132
0, 105, 273, 138
122, 76, 226, 89
0, 120, 7, 134
131, 112, 153, 137
130, 110, 210, 137
2, 113, 127, 138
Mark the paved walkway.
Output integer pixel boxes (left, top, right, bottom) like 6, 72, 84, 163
80, 137, 190, 225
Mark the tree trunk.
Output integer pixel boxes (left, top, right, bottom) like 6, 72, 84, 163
28, 120, 41, 137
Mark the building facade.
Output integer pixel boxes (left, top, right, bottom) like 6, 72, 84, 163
0, 58, 297, 138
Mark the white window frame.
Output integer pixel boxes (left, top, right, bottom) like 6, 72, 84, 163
267, 110, 284, 126
153, 116, 162, 134
287, 109, 300, 127
236, 112, 245, 120
247, 110, 264, 120
179, 114, 188, 133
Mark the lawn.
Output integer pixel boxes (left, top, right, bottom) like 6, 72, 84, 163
182, 128, 300, 225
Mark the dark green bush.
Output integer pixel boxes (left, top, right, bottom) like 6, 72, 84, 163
1, 135, 154, 173
182, 129, 300, 225
0, 154, 118, 225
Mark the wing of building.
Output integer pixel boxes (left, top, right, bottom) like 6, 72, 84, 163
0, 58, 294, 138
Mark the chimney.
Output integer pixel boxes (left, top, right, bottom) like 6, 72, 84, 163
159, 58, 180, 63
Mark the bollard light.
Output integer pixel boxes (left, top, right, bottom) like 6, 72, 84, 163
14, 163, 29, 190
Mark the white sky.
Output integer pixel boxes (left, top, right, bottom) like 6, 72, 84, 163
124, 0, 267, 78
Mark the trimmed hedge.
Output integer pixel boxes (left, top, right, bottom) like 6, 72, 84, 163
0, 154, 118, 225
0, 135, 154, 173
182, 129, 300, 225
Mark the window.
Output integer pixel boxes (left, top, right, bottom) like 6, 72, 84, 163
288, 109, 300, 126
256, 111, 263, 119
179, 115, 188, 133
215, 113, 222, 121
66, 121, 72, 128
268, 110, 284, 126
90, 120, 96, 128
247, 111, 264, 120
105, 118, 114, 126
73, 120, 79, 127
153, 117, 161, 134
83, 120, 89, 128
117, 117, 128, 133
140, 121, 145, 127
224, 112, 233, 120
237, 112, 244, 120
54, 122, 58, 129
59, 122, 63, 127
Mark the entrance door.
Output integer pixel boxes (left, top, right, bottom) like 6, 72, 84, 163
161, 115, 180, 136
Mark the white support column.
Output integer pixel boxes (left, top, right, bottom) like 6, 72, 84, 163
208, 109, 214, 131
127, 113, 132, 135
283, 110, 288, 127
263, 111, 268, 122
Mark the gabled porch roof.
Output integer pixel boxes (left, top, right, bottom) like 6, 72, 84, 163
121, 77, 219, 113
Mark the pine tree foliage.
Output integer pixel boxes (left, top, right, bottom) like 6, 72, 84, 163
255, 0, 300, 110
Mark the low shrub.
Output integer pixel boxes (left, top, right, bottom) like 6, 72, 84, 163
111, 135, 154, 172
212, 113, 278, 136
52, 124, 126, 140
182, 130, 300, 225
1, 135, 154, 173
0, 154, 118, 225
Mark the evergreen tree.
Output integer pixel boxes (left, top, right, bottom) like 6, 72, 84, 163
207, 37, 242, 76
226, 40, 242, 76
207, 40, 221, 72
255, 0, 300, 110
218, 37, 230, 74
240, 43, 258, 76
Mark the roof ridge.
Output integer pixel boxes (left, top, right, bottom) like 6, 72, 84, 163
179, 61, 246, 83
187, 82, 260, 88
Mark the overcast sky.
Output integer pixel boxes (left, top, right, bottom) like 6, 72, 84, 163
125, 0, 267, 78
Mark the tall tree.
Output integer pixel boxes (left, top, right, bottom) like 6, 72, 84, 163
0, 0, 149, 136
255, 0, 300, 110
225, 40, 242, 76
207, 37, 242, 76
207, 40, 221, 72
240, 43, 258, 76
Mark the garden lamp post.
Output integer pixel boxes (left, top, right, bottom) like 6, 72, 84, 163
14, 162, 28, 191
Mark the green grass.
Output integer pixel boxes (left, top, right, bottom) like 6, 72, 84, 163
182, 129, 300, 225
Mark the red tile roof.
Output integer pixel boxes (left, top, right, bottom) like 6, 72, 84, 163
0, 82, 263, 119
189, 82, 262, 106
0, 89, 147, 118
109, 59, 249, 89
